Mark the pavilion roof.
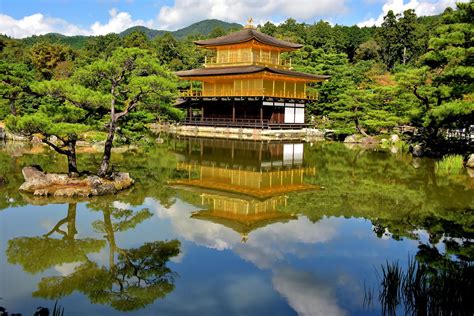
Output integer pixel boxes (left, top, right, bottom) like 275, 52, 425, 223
194, 28, 302, 50
175, 65, 330, 81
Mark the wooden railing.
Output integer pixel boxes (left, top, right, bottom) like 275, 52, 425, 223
205, 56, 291, 69
184, 117, 308, 129
179, 88, 318, 100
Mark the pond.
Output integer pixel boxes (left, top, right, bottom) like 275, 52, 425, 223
0, 138, 472, 315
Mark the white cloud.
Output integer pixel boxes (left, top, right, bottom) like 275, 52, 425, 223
90, 8, 153, 35
0, 13, 88, 38
156, 0, 349, 30
0, 8, 152, 39
358, 0, 468, 27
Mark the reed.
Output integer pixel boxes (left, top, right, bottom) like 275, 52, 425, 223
435, 154, 464, 176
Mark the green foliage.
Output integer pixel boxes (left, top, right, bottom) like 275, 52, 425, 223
0, 60, 34, 117
395, 2, 473, 135
122, 30, 150, 49
6, 100, 92, 138
20, 33, 90, 49
28, 42, 76, 80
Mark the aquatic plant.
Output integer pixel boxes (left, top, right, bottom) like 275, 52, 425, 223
435, 154, 464, 177
366, 255, 474, 315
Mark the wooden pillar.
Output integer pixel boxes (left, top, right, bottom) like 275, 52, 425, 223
232, 100, 236, 122
260, 104, 263, 123
201, 106, 204, 121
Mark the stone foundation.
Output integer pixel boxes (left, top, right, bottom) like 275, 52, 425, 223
164, 125, 325, 141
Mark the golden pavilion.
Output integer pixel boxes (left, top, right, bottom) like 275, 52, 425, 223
175, 19, 329, 129
170, 138, 319, 241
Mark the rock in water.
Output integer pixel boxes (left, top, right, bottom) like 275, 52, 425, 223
344, 135, 359, 143
360, 137, 379, 145
390, 134, 400, 143
19, 166, 134, 197
411, 144, 424, 157
466, 154, 474, 169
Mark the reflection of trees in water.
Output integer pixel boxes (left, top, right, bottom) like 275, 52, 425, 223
365, 244, 474, 316
6, 202, 181, 312
7, 203, 105, 273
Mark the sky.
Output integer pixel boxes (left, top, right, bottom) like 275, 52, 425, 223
0, 0, 467, 38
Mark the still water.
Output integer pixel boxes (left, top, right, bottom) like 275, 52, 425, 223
0, 138, 472, 315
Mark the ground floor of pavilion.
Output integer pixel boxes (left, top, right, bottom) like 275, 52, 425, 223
177, 97, 309, 129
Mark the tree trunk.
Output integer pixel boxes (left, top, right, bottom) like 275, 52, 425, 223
66, 140, 79, 177
9, 100, 16, 116
98, 121, 116, 177
354, 117, 368, 136
103, 209, 116, 269
402, 46, 407, 65
66, 203, 78, 242
98, 86, 117, 178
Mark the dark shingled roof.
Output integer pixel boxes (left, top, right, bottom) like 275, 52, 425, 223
175, 65, 330, 81
194, 28, 303, 49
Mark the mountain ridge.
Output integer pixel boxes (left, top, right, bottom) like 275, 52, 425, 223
19, 19, 243, 48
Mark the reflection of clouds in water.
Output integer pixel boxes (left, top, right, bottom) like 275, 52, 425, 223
237, 217, 338, 268
88, 247, 110, 267
152, 198, 345, 315
223, 275, 275, 313
54, 262, 82, 276
112, 201, 133, 210
272, 267, 347, 316
154, 200, 241, 250
153, 199, 337, 263
161, 274, 274, 315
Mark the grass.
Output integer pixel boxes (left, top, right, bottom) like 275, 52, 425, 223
435, 154, 464, 176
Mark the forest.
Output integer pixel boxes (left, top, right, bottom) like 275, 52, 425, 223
0, 1, 472, 168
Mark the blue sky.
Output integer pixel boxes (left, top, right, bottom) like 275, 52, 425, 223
0, 0, 465, 38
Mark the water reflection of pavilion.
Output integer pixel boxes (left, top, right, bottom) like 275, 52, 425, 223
170, 138, 318, 241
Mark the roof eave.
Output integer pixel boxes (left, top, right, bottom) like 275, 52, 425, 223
194, 37, 302, 50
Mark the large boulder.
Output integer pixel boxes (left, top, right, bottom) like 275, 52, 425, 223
19, 166, 134, 197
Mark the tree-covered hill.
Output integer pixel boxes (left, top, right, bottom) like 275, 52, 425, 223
20, 33, 92, 49
172, 19, 242, 38
119, 26, 165, 39
18, 19, 243, 48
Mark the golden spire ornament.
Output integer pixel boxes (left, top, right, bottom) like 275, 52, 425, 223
244, 17, 255, 29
